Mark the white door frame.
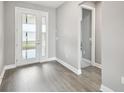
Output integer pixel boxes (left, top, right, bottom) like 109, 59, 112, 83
79, 4, 95, 68
15, 7, 48, 67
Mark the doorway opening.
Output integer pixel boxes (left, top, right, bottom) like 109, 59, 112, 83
80, 5, 95, 68
15, 7, 48, 66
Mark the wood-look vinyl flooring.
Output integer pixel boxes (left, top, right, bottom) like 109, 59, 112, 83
0, 61, 101, 92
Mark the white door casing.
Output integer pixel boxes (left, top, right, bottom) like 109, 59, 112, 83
15, 7, 48, 66
79, 4, 95, 68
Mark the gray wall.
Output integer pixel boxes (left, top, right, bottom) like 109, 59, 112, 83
4, 1, 56, 65
0, 2, 4, 75
101, 1, 124, 91
95, 2, 102, 64
56, 1, 102, 69
56, 1, 80, 69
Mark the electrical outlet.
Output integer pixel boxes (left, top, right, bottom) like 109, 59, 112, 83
121, 76, 124, 84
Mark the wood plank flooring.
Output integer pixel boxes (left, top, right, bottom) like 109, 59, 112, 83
0, 61, 101, 92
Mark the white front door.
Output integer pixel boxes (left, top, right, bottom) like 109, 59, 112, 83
15, 7, 48, 66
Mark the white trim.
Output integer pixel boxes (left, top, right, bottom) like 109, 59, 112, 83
16, 57, 56, 66
78, 5, 82, 71
82, 58, 91, 64
40, 57, 56, 63
15, 7, 18, 67
56, 58, 82, 75
100, 84, 114, 92
0, 68, 5, 85
81, 58, 102, 69
4, 64, 16, 70
79, 4, 96, 68
16, 61, 40, 67
93, 62, 102, 69
15, 7, 49, 67
0, 64, 16, 85
46, 12, 49, 60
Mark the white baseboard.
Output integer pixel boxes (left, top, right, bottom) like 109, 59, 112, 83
56, 58, 81, 75
41, 57, 82, 75
17, 61, 41, 67
81, 59, 91, 68
82, 58, 91, 64
100, 84, 114, 92
93, 63, 102, 69
40, 57, 56, 63
16, 57, 56, 67
0, 68, 5, 85
0, 78, 3, 86
0, 64, 16, 85
4, 64, 16, 70
82, 59, 102, 69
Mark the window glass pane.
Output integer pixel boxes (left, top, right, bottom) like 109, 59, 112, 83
27, 15, 35, 24
23, 24, 36, 32
22, 14, 36, 59
27, 32, 36, 41
27, 49, 36, 59
42, 25, 46, 32
41, 16, 46, 57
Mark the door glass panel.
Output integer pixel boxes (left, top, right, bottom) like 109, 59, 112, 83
22, 14, 36, 59
41, 16, 46, 57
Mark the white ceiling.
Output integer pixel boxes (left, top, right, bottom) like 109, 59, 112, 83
27, 1, 65, 8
